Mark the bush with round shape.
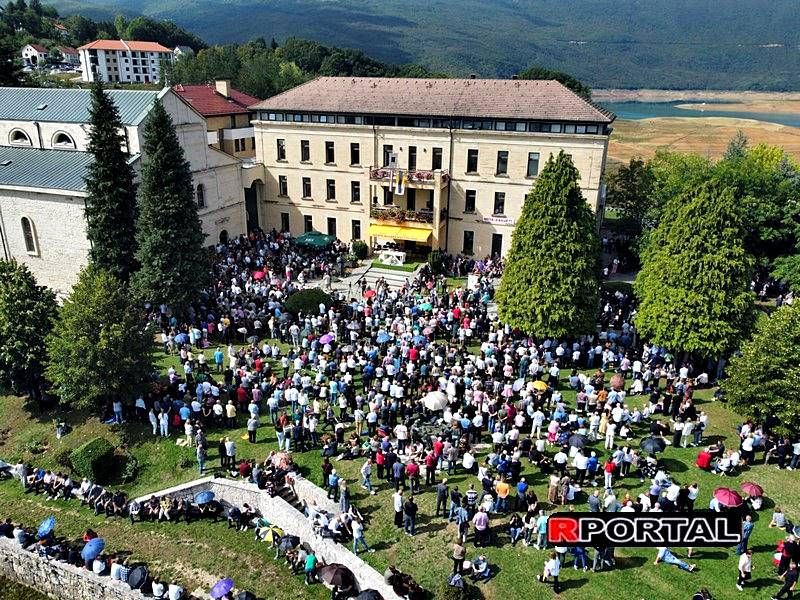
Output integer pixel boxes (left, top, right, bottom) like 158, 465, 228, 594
284, 288, 332, 317
352, 240, 368, 259
69, 437, 115, 482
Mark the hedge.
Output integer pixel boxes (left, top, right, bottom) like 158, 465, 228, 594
352, 240, 368, 260
284, 288, 332, 317
69, 438, 115, 482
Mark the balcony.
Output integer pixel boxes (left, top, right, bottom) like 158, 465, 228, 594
369, 167, 450, 187
370, 205, 434, 224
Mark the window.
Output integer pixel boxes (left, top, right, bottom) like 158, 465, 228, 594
407, 189, 416, 211
302, 177, 311, 198
10, 130, 31, 146
234, 138, 245, 153
464, 190, 476, 213
327, 217, 337, 237
408, 145, 417, 170
21, 217, 37, 255
383, 145, 394, 167
496, 151, 508, 175
383, 187, 393, 206
351, 220, 361, 240
52, 132, 75, 148
300, 140, 310, 162
276, 138, 286, 161
350, 143, 360, 166
278, 176, 288, 197
195, 184, 205, 208
325, 141, 335, 164
462, 230, 474, 255
527, 152, 540, 177
351, 181, 361, 203
280, 212, 290, 232
326, 179, 336, 201
304, 215, 313, 233
466, 149, 479, 173
493, 192, 505, 215
491, 233, 503, 258
432, 147, 443, 170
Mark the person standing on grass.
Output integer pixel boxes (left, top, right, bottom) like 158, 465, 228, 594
737, 549, 752, 591
452, 540, 466, 575
435, 479, 449, 517
196, 444, 207, 475
351, 517, 374, 555
393, 489, 404, 529
159, 410, 169, 437
403, 495, 418, 536
773, 561, 798, 600
247, 414, 259, 443
737, 515, 754, 555
361, 458, 376, 495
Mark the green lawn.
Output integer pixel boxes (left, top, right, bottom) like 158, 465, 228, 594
370, 260, 422, 272
0, 350, 796, 600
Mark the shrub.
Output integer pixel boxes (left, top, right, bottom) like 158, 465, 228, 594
119, 454, 140, 483
284, 288, 332, 317
177, 456, 192, 469
351, 240, 368, 259
70, 438, 115, 482
428, 249, 445, 275
52, 445, 73, 470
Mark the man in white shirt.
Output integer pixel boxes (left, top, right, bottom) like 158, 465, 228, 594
537, 551, 561, 593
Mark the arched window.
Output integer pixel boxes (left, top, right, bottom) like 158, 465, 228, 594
196, 184, 205, 208
219, 229, 228, 244
10, 129, 31, 146
52, 132, 75, 149
21, 217, 38, 255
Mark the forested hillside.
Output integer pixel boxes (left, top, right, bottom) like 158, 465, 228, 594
50, 0, 800, 89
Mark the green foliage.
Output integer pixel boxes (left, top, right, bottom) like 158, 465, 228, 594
723, 304, 800, 435
772, 255, 800, 292
115, 15, 205, 50
724, 130, 749, 161
69, 437, 115, 481
351, 240, 368, 259
0, 34, 23, 86
517, 65, 591, 99
45, 266, 153, 409
0, 260, 57, 395
131, 100, 209, 315
284, 288, 332, 317
604, 157, 655, 230
119, 453, 140, 483
23, 439, 44, 455
84, 83, 138, 282
52, 445, 73, 470
634, 181, 755, 357
428, 248, 445, 275
496, 151, 600, 338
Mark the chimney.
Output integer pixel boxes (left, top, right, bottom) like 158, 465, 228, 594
215, 80, 231, 98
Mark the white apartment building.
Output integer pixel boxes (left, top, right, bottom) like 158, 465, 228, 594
250, 77, 613, 259
78, 40, 173, 84
0, 87, 245, 296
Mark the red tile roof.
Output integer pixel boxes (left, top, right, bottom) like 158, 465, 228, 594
172, 83, 262, 117
58, 46, 78, 56
252, 77, 614, 123
77, 40, 172, 53
27, 44, 49, 53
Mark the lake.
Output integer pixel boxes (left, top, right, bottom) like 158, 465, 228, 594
602, 101, 800, 128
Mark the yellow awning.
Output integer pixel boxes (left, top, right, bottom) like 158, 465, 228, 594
368, 224, 431, 243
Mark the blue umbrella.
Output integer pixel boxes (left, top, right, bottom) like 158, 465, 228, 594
413, 335, 427, 345
174, 333, 189, 345
210, 578, 235, 599
194, 490, 215, 505
376, 332, 391, 344
37, 516, 55, 538
81, 538, 105, 561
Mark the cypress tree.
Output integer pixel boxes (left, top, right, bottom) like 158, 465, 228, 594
132, 99, 208, 314
496, 151, 600, 338
84, 83, 139, 282
634, 180, 755, 357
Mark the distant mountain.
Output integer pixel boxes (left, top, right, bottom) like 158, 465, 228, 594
51, 0, 800, 90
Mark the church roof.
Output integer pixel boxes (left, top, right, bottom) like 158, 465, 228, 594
0, 147, 92, 192
0, 87, 163, 125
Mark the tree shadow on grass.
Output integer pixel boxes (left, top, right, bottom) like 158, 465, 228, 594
613, 555, 648, 571
660, 458, 688, 473
557, 576, 587, 591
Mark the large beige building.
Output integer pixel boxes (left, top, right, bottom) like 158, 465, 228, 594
0, 87, 246, 296
249, 77, 614, 258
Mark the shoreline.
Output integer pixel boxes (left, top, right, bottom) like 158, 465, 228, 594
594, 89, 800, 103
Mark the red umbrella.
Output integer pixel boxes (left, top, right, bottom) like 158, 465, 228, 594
253, 271, 265, 280
714, 487, 744, 508
741, 482, 764, 497
363, 289, 376, 299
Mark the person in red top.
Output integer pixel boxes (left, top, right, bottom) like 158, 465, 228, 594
375, 449, 386, 480
409, 347, 419, 362
695, 448, 712, 470
406, 461, 420, 494
433, 437, 444, 459
424, 452, 438, 486
603, 458, 616, 488
254, 357, 263, 373
236, 386, 249, 411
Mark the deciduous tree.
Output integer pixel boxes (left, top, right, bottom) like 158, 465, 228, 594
496, 151, 600, 338
634, 181, 755, 357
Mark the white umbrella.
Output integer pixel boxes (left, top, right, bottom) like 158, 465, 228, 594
423, 391, 448, 411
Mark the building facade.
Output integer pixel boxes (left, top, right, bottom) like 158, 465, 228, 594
250, 77, 613, 258
21, 44, 48, 65
173, 80, 261, 159
78, 40, 173, 84
0, 87, 246, 296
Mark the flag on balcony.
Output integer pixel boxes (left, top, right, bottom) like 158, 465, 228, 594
394, 170, 407, 195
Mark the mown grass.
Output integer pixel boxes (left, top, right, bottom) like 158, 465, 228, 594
0, 348, 797, 599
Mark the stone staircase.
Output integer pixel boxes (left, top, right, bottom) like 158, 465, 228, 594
358, 264, 419, 290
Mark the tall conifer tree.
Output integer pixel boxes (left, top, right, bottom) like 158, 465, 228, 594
132, 100, 207, 314
496, 151, 600, 338
84, 83, 138, 281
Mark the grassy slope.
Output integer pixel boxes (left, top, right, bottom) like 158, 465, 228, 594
0, 347, 796, 599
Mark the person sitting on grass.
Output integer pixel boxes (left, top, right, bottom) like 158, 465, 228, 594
654, 547, 696, 572
470, 555, 491, 582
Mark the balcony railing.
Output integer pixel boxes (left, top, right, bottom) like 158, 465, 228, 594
370, 205, 434, 224
369, 167, 450, 186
